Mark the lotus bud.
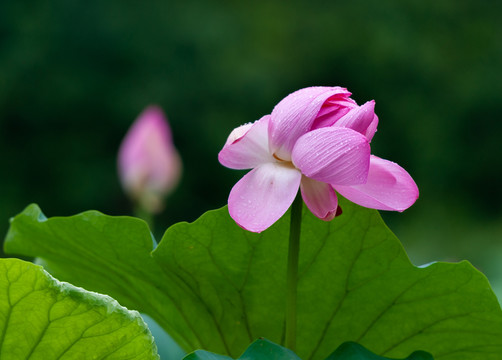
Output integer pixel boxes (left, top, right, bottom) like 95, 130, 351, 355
118, 106, 181, 214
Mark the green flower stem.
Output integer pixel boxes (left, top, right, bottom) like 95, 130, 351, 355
285, 192, 303, 351
134, 206, 155, 234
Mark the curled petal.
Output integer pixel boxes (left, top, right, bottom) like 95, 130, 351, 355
364, 113, 379, 142
311, 97, 357, 129
300, 176, 338, 221
269, 86, 352, 160
334, 155, 419, 211
218, 115, 274, 170
228, 163, 302, 232
292, 127, 370, 185
333, 100, 376, 139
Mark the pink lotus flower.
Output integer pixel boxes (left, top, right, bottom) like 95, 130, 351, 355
118, 106, 181, 213
219, 86, 418, 232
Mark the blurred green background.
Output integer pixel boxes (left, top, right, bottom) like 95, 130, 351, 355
1, 1, 502, 296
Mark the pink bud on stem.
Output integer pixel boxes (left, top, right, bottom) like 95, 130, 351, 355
118, 106, 182, 219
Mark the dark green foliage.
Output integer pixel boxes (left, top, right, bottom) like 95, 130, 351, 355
183, 339, 433, 360
1, 1, 502, 247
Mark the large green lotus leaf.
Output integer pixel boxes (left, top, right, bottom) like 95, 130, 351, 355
4, 198, 502, 359
183, 339, 433, 360
0, 258, 158, 359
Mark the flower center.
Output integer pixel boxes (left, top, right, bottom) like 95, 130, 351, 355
273, 153, 285, 162
273, 153, 296, 169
